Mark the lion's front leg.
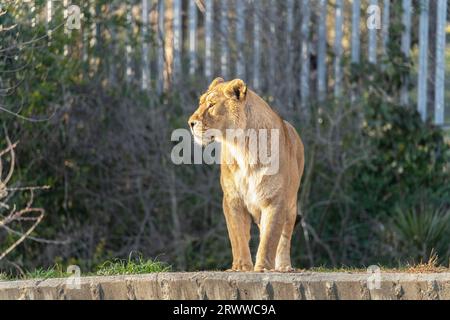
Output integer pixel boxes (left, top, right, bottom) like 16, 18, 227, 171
223, 196, 253, 272
254, 204, 285, 272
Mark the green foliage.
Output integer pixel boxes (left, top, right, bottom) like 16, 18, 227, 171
391, 204, 450, 263
346, 0, 450, 264
353, 104, 450, 218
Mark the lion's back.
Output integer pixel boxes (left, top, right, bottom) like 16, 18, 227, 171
283, 120, 305, 178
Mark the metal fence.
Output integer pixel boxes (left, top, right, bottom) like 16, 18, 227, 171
20, 0, 450, 124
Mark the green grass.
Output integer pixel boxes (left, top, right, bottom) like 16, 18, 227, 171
24, 265, 70, 280
95, 257, 171, 276
308, 253, 450, 274
0, 256, 171, 281
308, 266, 367, 273
0, 265, 71, 281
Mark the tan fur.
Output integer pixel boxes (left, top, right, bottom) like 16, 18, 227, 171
188, 78, 304, 272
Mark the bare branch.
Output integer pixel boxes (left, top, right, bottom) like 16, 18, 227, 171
0, 134, 50, 261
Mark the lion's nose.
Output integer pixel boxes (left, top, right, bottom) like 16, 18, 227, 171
189, 120, 199, 129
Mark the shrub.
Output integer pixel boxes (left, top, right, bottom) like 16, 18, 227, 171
390, 203, 450, 264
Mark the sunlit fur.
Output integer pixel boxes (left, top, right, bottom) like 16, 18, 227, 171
188, 78, 305, 272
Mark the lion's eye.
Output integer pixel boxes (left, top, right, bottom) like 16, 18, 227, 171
208, 103, 215, 109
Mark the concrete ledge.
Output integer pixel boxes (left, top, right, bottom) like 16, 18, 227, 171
1, 272, 450, 300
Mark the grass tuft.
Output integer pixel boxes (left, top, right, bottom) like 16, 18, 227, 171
0, 255, 171, 281
400, 251, 450, 274
23, 265, 70, 280
308, 265, 368, 273
95, 256, 171, 276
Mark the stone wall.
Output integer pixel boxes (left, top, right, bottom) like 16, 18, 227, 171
1, 272, 450, 300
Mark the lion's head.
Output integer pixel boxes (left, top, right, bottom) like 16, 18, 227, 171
188, 78, 248, 145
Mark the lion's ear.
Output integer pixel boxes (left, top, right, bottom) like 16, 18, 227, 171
224, 79, 247, 101
208, 77, 225, 90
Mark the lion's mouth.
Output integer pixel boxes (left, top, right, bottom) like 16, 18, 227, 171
207, 135, 216, 145
191, 129, 215, 146
195, 134, 215, 146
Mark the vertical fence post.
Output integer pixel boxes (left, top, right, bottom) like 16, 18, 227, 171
173, 0, 182, 81
334, 0, 344, 98
434, 0, 448, 125
351, 0, 360, 63
189, 0, 198, 76
125, 0, 134, 83
401, 0, 412, 105
426, 0, 438, 116
88, 0, 98, 75
89, 0, 98, 53
236, 0, 246, 80
157, 0, 165, 94
382, 0, 390, 55
368, 0, 378, 64
268, 0, 277, 93
351, 0, 360, 103
417, 0, 429, 121
47, 0, 52, 46
109, 1, 117, 86
220, 1, 229, 79
317, 0, 327, 103
300, 0, 310, 108
141, 0, 150, 90
82, 1, 89, 64
253, 2, 261, 91
30, 0, 36, 28
286, 0, 295, 107
63, 0, 69, 57
205, 0, 213, 80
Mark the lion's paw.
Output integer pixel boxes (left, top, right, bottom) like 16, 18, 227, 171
227, 264, 253, 272
254, 266, 276, 273
275, 266, 295, 273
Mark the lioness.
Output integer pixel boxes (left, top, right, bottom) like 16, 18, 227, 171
188, 78, 304, 272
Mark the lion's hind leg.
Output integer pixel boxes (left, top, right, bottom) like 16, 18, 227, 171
275, 205, 297, 272
254, 204, 286, 272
